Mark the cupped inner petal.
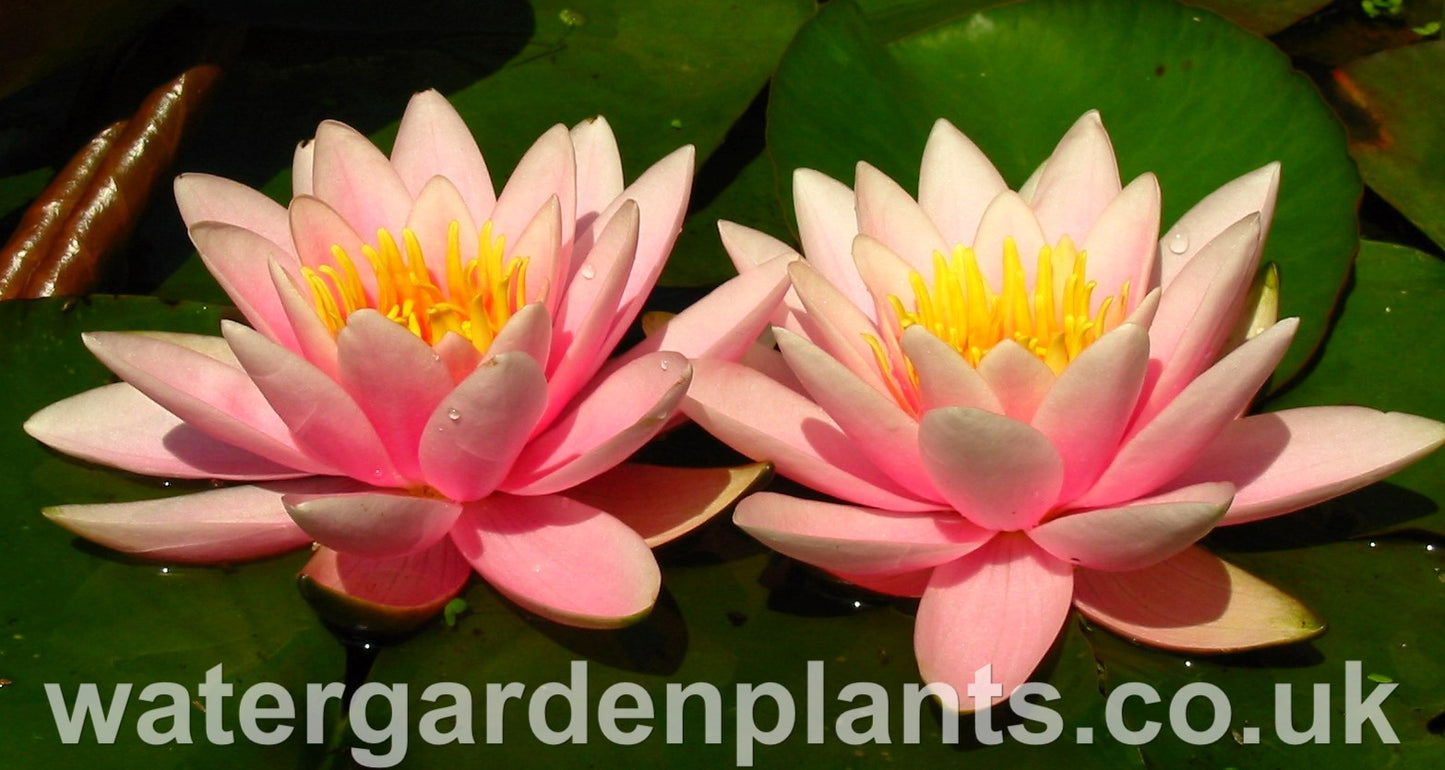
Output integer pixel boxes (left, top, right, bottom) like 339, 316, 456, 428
919, 407, 1064, 531
283, 490, 462, 560
1029, 481, 1233, 572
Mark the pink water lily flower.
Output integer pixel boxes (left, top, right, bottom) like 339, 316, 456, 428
26, 90, 788, 629
689, 112, 1445, 703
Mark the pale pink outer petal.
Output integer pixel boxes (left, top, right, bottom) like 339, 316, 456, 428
971, 192, 1049, 289
918, 118, 1008, 246
417, 351, 548, 502
292, 139, 315, 197
311, 120, 414, 239
283, 490, 462, 559
901, 326, 1002, 413
452, 493, 660, 628
1081, 173, 1161, 314
776, 329, 940, 501
565, 462, 772, 547
538, 201, 638, 426
852, 234, 919, 321
1029, 110, 1122, 244
25, 382, 308, 480
174, 174, 292, 253
82, 331, 327, 473
794, 168, 873, 314
620, 254, 793, 365
43, 480, 358, 563
1073, 546, 1324, 652
223, 321, 402, 485
683, 359, 937, 511
1140, 214, 1263, 423
390, 89, 496, 218
1077, 319, 1298, 508
915, 534, 1074, 706
855, 161, 949, 274
1031, 324, 1149, 502
976, 340, 1055, 423
735, 492, 992, 577
1030, 481, 1233, 572
1168, 407, 1445, 525
570, 116, 625, 226
492, 125, 577, 261
287, 195, 372, 291
1160, 162, 1280, 288
188, 222, 300, 350
300, 539, 472, 612
919, 407, 1064, 531
788, 260, 891, 393
404, 175, 481, 280
504, 352, 691, 496
336, 309, 456, 480
719, 220, 797, 272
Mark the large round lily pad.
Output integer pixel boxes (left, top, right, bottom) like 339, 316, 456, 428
768, 0, 1362, 384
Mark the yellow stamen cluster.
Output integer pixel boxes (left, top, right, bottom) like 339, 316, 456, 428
868, 236, 1129, 408
302, 221, 529, 351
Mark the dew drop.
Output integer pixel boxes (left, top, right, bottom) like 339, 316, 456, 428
580, 264, 596, 280
1167, 230, 1190, 254
659, 359, 670, 370
447, 408, 461, 422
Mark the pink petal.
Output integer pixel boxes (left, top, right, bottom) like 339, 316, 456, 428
292, 138, 315, 196
187, 222, 300, 349
1081, 173, 1161, 314
1073, 546, 1324, 652
1029, 111, 1122, 244
1077, 319, 1298, 508
404, 174, 481, 281
852, 234, 919, 321
683, 359, 936, 511
1160, 163, 1280, 288
311, 120, 413, 239
918, 118, 1008, 246
299, 539, 472, 615
223, 321, 402, 485
538, 201, 638, 425
970, 192, 1048, 290
788, 260, 891, 393
619, 253, 793, 364
915, 534, 1074, 706
719, 219, 798, 272
173, 173, 293, 254
417, 351, 548, 501
976, 341, 1055, 423
1170, 407, 1445, 525
565, 462, 772, 547
43, 481, 349, 563
390, 89, 496, 218
900, 326, 1002, 413
1140, 214, 1264, 424
777, 329, 939, 500
1031, 324, 1149, 502
435, 332, 482, 383
570, 116, 625, 226
735, 492, 991, 576
832, 567, 933, 598
794, 168, 873, 314
491, 124, 577, 262
504, 352, 691, 496
919, 407, 1065, 530
283, 490, 462, 559
1030, 482, 1233, 572
82, 330, 325, 472
452, 493, 660, 628
25, 382, 307, 480
287, 194, 371, 284
267, 258, 339, 378
336, 309, 455, 480
854, 161, 949, 274
487, 301, 553, 366
512, 196, 565, 311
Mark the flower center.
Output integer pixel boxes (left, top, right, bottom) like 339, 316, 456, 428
867, 236, 1129, 409
302, 221, 529, 350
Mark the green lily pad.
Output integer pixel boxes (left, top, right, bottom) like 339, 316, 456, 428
1183, 0, 1333, 35
1335, 41, 1445, 252
767, 0, 1362, 386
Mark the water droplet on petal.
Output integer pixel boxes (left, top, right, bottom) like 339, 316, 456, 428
580, 264, 596, 280
659, 359, 669, 370
1167, 230, 1190, 254
447, 408, 461, 422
